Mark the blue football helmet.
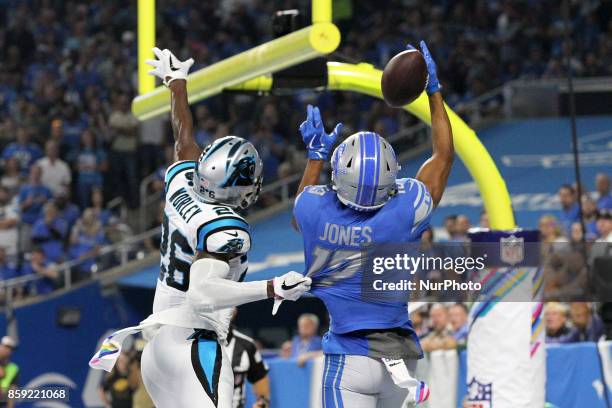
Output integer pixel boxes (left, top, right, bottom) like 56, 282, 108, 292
331, 132, 399, 211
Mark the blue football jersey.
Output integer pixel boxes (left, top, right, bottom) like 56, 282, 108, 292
293, 178, 433, 356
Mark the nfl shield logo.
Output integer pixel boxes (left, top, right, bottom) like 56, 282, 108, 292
467, 377, 492, 408
500, 235, 524, 265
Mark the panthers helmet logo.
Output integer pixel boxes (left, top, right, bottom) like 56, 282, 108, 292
224, 156, 256, 187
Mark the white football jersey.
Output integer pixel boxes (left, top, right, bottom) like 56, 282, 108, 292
153, 160, 250, 313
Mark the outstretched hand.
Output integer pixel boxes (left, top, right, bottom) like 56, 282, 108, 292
419, 41, 441, 95
405, 41, 441, 95
146, 47, 194, 87
271, 271, 312, 315
299, 104, 343, 160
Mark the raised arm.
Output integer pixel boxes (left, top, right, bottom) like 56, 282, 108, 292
292, 105, 343, 229
168, 80, 201, 161
414, 41, 454, 207
146, 47, 201, 162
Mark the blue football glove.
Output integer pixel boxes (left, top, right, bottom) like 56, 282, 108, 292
419, 40, 441, 95
299, 105, 343, 160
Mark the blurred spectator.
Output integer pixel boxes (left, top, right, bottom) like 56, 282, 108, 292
290, 313, 322, 365
99, 353, 134, 408
545, 302, 573, 344
0, 158, 22, 195
410, 309, 428, 338
595, 173, 611, 210
144, 202, 164, 252
108, 94, 140, 208
539, 214, 569, 255
0, 187, 19, 257
18, 165, 52, 224
91, 188, 113, 227
22, 248, 60, 296
443, 215, 458, 240
419, 227, 437, 258
595, 210, 612, 242
569, 222, 588, 250
558, 184, 580, 234
581, 196, 600, 239
449, 303, 469, 347
279, 340, 292, 359
139, 116, 167, 177
54, 188, 80, 229
1, 127, 42, 175
0, 248, 21, 304
454, 215, 471, 241
0, 336, 18, 408
36, 140, 71, 195
128, 339, 154, 408
251, 123, 286, 181
18, 165, 52, 251
421, 304, 457, 352
479, 210, 489, 229
568, 302, 604, 342
61, 104, 89, 153
193, 105, 215, 148
31, 201, 68, 263
68, 208, 106, 277
0, 249, 18, 282
74, 129, 108, 208
150, 145, 175, 196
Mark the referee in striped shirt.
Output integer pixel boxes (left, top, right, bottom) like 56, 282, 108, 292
224, 311, 270, 408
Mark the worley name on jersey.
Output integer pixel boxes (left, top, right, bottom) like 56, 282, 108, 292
168, 187, 203, 223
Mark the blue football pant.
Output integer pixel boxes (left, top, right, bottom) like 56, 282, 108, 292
322, 354, 417, 408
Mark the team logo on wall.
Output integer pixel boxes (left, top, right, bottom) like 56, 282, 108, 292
500, 235, 524, 265
467, 377, 492, 408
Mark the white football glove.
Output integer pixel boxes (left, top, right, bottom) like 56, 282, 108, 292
145, 47, 194, 86
272, 272, 312, 315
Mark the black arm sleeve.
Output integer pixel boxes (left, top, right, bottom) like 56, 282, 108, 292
246, 343, 268, 384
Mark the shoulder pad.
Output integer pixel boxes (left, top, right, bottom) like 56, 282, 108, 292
165, 160, 197, 192
401, 178, 433, 228
205, 228, 251, 254
195, 212, 250, 253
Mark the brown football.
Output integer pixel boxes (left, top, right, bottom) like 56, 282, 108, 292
381, 49, 428, 107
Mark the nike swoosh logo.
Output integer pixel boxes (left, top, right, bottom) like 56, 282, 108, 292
224, 231, 238, 237
169, 56, 180, 71
281, 280, 304, 290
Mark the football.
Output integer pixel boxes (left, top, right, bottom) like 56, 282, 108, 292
381, 49, 428, 107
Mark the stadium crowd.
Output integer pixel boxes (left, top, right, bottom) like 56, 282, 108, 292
0, 0, 610, 333
0, 2, 610, 407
